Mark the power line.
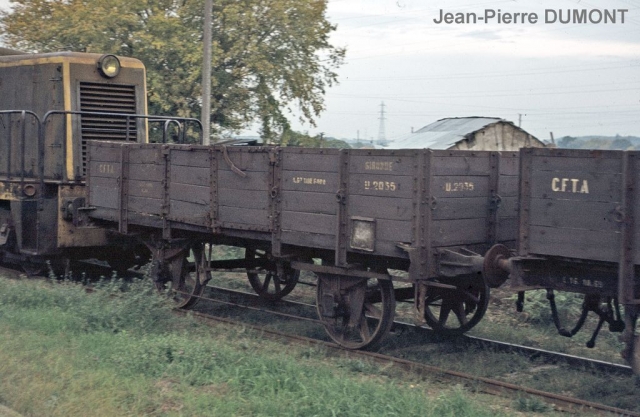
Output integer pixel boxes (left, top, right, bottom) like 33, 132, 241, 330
377, 101, 387, 142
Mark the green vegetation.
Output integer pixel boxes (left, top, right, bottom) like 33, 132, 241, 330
280, 129, 350, 148
0, 0, 345, 141
0, 276, 511, 417
557, 135, 640, 150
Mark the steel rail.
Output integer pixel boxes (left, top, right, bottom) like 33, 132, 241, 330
198, 284, 634, 376
177, 308, 640, 417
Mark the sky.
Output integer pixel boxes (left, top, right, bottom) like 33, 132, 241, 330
298, 0, 640, 143
1, 0, 638, 142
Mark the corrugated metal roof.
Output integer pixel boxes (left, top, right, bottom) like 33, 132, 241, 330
385, 117, 504, 149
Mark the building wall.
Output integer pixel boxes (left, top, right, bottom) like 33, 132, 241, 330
449, 122, 545, 151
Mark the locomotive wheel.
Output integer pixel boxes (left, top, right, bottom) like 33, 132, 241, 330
423, 275, 489, 335
316, 275, 395, 349
245, 248, 299, 301
154, 243, 211, 309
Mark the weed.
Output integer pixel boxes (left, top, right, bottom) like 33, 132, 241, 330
513, 395, 553, 413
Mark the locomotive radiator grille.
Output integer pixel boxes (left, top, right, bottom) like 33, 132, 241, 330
79, 82, 137, 174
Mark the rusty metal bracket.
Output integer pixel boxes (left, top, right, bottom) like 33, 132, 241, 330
221, 145, 247, 178
437, 247, 484, 278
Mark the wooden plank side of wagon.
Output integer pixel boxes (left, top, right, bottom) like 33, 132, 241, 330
519, 148, 624, 263
279, 148, 341, 251
428, 151, 493, 250
216, 147, 272, 231
345, 149, 417, 259
167, 146, 211, 227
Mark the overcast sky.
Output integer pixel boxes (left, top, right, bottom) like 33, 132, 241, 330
1, 0, 638, 142
308, 0, 640, 142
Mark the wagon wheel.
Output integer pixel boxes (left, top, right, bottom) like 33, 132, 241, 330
423, 275, 489, 335
316, 275, 395, 349
153, 242, 211, 309
245, 248, 299, 301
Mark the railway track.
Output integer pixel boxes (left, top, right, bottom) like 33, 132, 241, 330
182, 301, 640, 417
1, 264, 637, 415
201, 283, 634, 377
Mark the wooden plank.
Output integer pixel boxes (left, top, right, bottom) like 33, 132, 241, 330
350, 240, 409, 259
281, 149, 340, 172
169, 183, 210, 205
530, 153, 622, 173
281, 211, 335, 235
86, 144, 122, 162
529, 198, 621, 232
349, 154, 416, 176
280, 230, 335, 250
218, 170, 269, 191
431, 176, 489, 198
498, 175, 519, 196
431, 218, 488, 247
171, 165, 209, 187
530, 170, 621, 202
529, 225, 620, 263
497, 217, 518, 242
128, 195, 162, 215
168, 200, 209, 225
281, 171, 339, 192
219, 206, 270, 227
348, 195, 412, 221
218, 189, 270, 210
375, 219, 413, 243
348, 173, 413, 199
497, 196, 518, 218
170, 148, 210, 167
88, 161, 121, 179
128, 179, 163, 199
431, 197, 489, 220
129, 163, 164, 182
89, 181, 119, 210
216, 149, 270, 172
499, 153, 519, 175
431, 153, 491, 176
128, 146, 162, 164
281, 191, 337, 215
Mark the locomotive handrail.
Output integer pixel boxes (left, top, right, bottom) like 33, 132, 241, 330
42, 110, 204, 182
0, 110, 44, 198
157, 119, 183, 144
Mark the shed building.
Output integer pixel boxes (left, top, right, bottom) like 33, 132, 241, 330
386, 117, 545, 151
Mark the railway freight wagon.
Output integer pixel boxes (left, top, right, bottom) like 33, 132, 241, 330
483, 148, 640, 373
85, 141, 518, 347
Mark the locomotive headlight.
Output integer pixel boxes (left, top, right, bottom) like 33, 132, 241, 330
97, 54, 121, 78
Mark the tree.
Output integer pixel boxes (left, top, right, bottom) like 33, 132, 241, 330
610, 137, 632, 150
280, 129, 349, 148
0, 0, 345, 141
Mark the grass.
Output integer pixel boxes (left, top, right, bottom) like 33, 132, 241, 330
0, 275, 519, 417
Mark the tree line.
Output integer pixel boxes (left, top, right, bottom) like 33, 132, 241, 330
0, 0, 345, 144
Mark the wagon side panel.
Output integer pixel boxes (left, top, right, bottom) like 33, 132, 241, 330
216, 147, 272, 232
86, 141, 123, 222
346, 150, 417, 258
520, 148, 623, 263
429, 151, 493, 249
167, 146, 211, 226
279, 148, 341, 250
